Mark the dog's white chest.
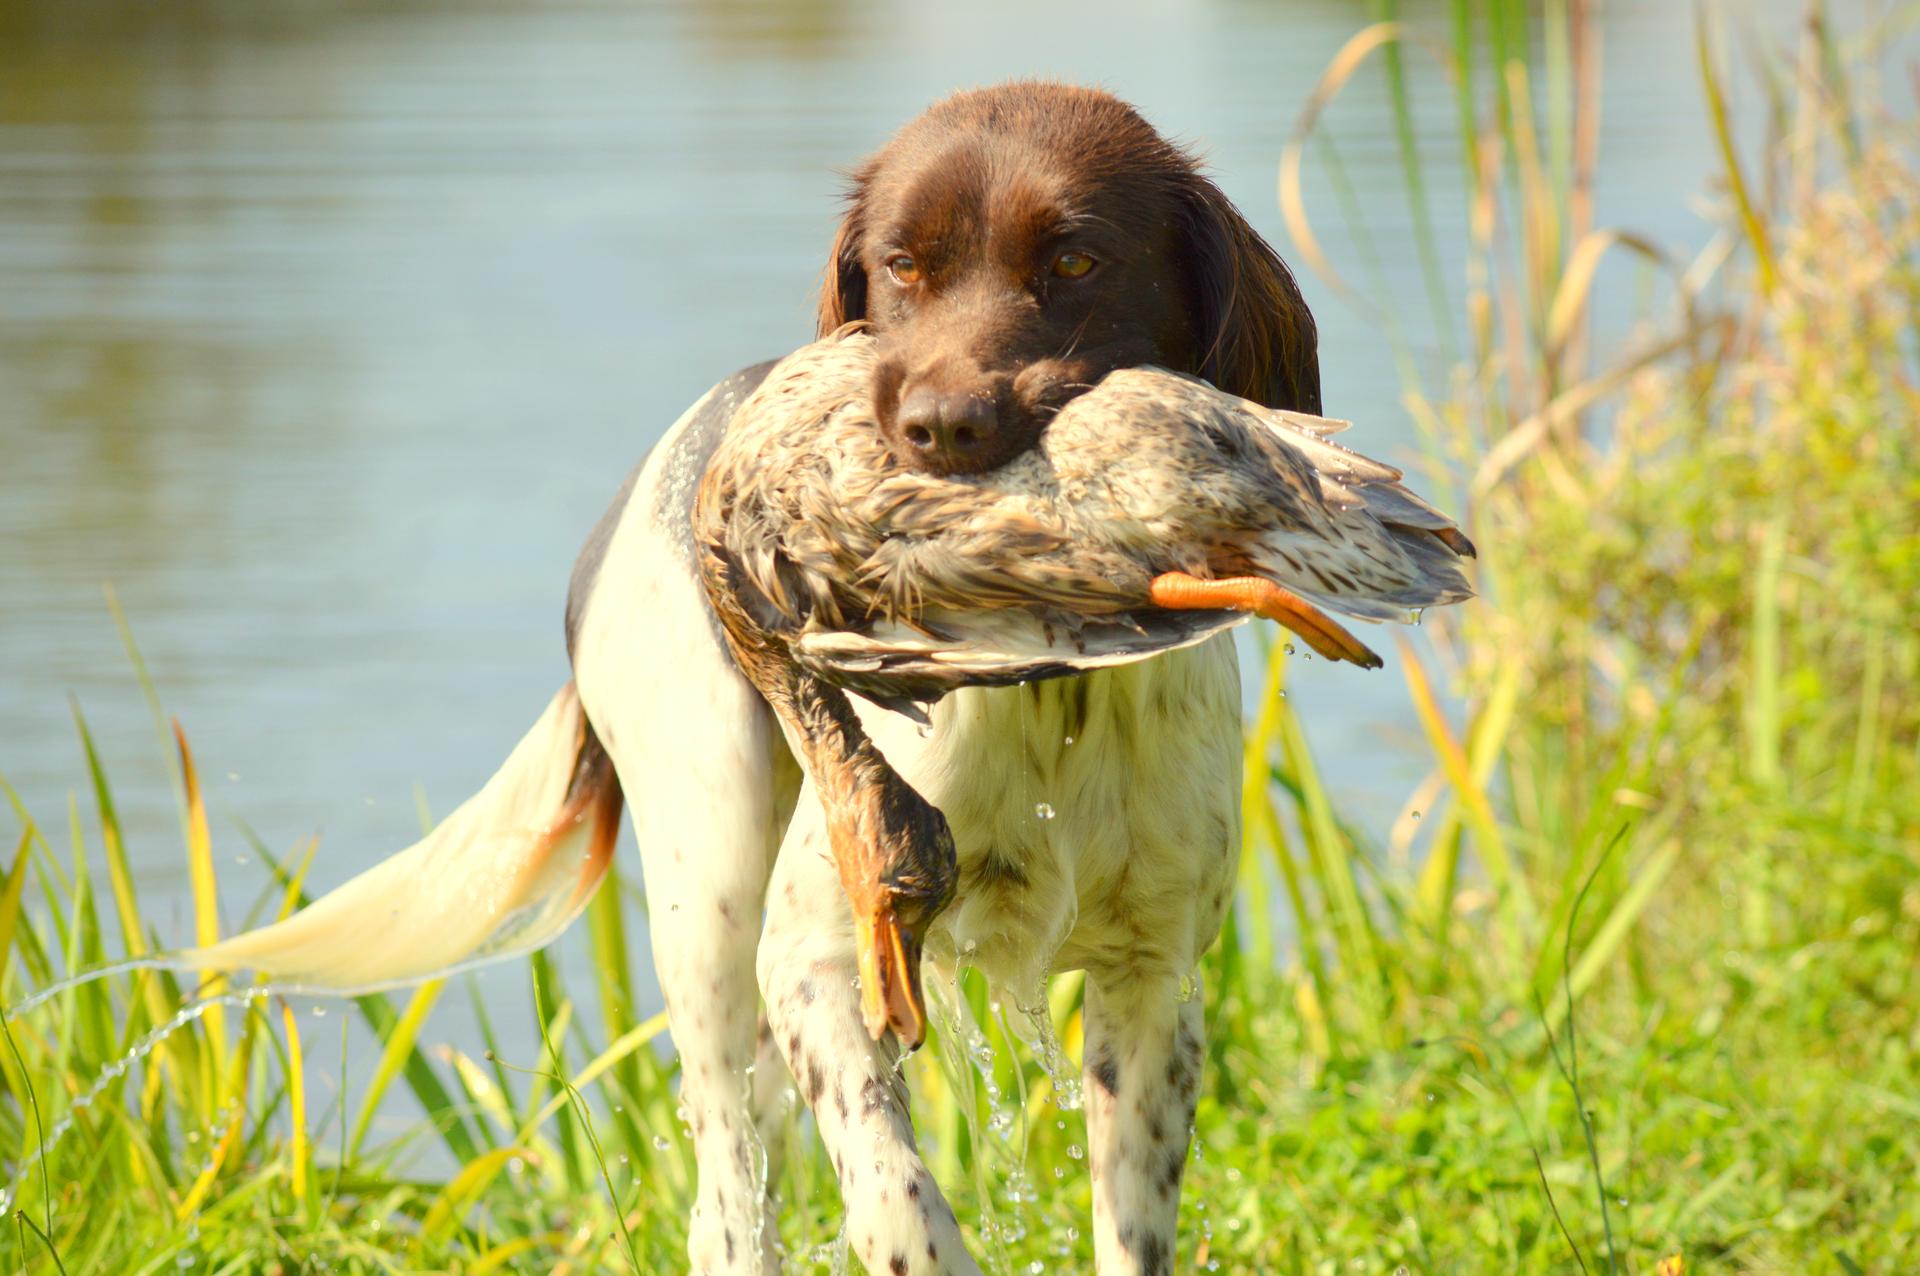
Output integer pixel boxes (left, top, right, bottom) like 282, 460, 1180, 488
856, 635, 1244, 993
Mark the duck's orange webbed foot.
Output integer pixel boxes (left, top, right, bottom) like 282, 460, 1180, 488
854, 903, 927, 1049
1149, 571, 1383, 669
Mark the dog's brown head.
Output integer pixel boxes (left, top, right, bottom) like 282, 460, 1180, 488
819, 81, 1320, 476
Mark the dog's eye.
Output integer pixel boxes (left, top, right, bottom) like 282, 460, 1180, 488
1051, 251, 1096, 279
886, 254, 923, 284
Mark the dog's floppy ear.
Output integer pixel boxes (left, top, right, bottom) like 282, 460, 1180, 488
1176, 175, 1322, 415
817, 166, 875, 335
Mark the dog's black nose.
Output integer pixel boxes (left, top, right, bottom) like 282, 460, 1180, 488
895, 387, 1000, 472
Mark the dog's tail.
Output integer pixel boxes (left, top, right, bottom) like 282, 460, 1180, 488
181, 682, 622, 991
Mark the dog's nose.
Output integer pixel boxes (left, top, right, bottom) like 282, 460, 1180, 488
895, 387, 1000, 472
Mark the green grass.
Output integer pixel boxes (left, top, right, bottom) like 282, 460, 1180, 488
3, 4, 1917, 1272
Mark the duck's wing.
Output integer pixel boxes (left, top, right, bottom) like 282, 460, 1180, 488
792, 607, 1247, 719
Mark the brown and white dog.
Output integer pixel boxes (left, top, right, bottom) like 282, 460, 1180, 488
197, 82, 1321, 1275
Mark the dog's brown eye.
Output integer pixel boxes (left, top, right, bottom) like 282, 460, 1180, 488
886, 254, 923, 284
1051, 251, 1096, 279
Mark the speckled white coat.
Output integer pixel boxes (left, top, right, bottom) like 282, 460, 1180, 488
571, 370, 1241, 1275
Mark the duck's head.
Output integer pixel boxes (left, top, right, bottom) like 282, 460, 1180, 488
815, 81, 1322, 479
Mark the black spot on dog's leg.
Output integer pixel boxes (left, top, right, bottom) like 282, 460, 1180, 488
1090, 1046, 1120, 1098
806, 1060, 825, 1106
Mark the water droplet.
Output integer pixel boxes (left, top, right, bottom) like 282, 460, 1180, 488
653, 1135, 671, 1151
176, 1253, 198, 1270
1062, 735, 1075, 746
310, 1005, 326, 1017
1067, 1143, 1084, 1160
1034, 802, 1056, 821
1283, 643, 1296, 656
1411, 810, 1423, 821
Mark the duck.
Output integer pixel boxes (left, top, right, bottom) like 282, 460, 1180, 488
693, 326, 1474, 1045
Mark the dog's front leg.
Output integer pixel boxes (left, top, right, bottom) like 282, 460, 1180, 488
758, 785, 981, 1276
1080, 972, 1206, 1276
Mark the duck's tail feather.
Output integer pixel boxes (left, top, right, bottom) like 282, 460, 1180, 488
1255, 407, 1480, 562
181, 683, 621, 991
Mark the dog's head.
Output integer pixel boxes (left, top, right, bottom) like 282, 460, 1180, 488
818, 81, 1321, 476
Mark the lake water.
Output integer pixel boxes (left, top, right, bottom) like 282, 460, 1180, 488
0, 0, 1798, 1147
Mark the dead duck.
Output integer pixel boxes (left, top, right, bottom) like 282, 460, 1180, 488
694, 326, 1473, 1045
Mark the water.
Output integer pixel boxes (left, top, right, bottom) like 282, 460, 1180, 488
0, 0, 1800, 1136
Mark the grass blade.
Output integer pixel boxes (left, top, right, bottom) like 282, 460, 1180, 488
171, 721, 228, 1073
69, 702, 143, 959
420, 1145, 536, 1247
348, 978, 447, 1163
1697, 2, 1778, 294
0, 829, 34, 987
281, 1002, 309, 1205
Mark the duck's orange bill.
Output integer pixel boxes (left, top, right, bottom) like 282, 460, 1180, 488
1148, 571, 1383, 669
853, 903, 928, 1050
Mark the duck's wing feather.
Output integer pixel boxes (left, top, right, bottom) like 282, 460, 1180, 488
793, 608, 1247, 717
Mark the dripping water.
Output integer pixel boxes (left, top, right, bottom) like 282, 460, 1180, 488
3, 955, 179, 1018
0, 987, 272, 1213
1007, 985, 1081, 1112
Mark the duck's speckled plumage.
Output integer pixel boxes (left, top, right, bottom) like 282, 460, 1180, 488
692, 328, 1475, 1046
697, 328, 1474, 711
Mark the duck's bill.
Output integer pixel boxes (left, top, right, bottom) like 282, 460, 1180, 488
1147, 571, 1383, 668
854, 902, 927, 1049
796, 607, 1249, 719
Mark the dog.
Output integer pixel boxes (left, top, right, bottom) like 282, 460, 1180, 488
199, 81, 1320, 1274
